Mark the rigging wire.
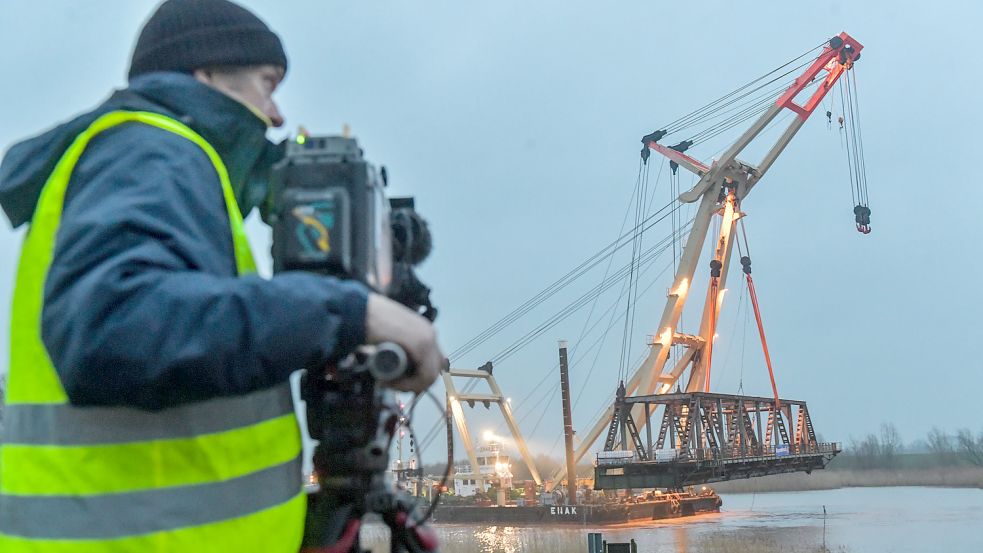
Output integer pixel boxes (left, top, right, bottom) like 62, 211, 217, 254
845, 76, 864, 204
522, 216, 694, 452
446, 161, 653, 406
849, 69, 871, 206
838, 77, 858, 207
437, 218, 695, 451
503, 159, 666, 415
681, 78, 793, 139
658, 42, 827, 135
462, 230, 693, 451
838, 66, 872, 233
660, 55, 819, 148
684, 77, 800, 143
572, 160, 666, 407
508, 277, 636, 434
545, 346, 652, 458
712, 273, 747, 390
692, 75, 826, 146
574, 159, 660, 384
571, 282, 631, 410
492, 211, 688, 365
419, 216, 695, 451
737, 285, 750, 396
509, 272, 640, 430
511, 257, 642, 427
735, 216, 782, 407
421, 170, 679, 450
449, 197, 680, 363
618, 154, 652, 382
690, 103, 774, 145
731, 223, 754, 398
670, 165, 684, 376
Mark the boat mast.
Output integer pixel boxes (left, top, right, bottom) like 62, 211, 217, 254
558, 340, 578, 504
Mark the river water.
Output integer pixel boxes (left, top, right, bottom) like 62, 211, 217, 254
363, 487, 982, 552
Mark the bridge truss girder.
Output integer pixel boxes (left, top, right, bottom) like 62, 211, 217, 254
593, 391, 840, 490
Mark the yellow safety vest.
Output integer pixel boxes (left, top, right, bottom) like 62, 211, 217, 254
0, 111, 305, 552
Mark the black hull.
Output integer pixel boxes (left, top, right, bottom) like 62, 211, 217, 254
431, 495, 721, 526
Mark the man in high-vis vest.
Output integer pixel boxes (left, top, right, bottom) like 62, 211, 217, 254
0, 0, 444, 551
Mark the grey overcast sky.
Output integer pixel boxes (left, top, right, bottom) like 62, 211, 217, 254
2, 1, 981, 463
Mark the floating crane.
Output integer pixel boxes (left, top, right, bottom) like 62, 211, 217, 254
545, 32, 868, 491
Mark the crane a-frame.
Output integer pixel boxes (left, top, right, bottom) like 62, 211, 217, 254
547, 32, 864, 490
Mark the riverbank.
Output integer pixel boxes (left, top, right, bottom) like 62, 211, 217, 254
710, 466, 983, 493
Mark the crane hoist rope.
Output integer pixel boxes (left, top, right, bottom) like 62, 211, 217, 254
735, 216, 782, 410
837, 63, 872, 233
653, 41, 828, 136
448, 195, 681, 362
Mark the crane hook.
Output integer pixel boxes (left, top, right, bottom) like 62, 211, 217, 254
854, 204, 872, 234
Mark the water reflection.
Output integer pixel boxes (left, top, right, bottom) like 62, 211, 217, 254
428, 522, 825, 553
359, 487, 983, 553
475, 526, 519, 553
672, 526, 689, 553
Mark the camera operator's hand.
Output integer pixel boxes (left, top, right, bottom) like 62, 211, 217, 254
365, 293, 443, 393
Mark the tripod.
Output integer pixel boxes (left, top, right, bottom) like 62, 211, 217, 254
299, 361, 439, 553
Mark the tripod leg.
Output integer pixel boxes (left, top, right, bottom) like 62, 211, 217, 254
384, 508, 440, 553
300, 519, 363, 553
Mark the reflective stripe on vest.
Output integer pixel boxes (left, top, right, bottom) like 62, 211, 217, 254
0, 111, 305, 551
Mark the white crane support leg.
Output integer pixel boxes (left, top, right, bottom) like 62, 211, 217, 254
636, 185, 722, 397
442, 372, 485, 486
687, 192, 740, 392
486, 375, 543, 486
442, 368, 543, 487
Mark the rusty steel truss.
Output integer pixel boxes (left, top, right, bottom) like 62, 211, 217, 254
593, 390, 841, 490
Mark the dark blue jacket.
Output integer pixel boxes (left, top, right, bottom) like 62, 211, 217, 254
0, 73, 369, 410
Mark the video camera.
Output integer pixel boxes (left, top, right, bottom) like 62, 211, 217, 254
271, 134, 436, 321
267, 134, 439, 553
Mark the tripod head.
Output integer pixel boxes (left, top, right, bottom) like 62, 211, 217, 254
300, 354, 438, 553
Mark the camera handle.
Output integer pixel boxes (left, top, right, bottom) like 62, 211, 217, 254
362, 342, 409, 382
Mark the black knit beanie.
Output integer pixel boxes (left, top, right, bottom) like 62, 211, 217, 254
128, 0, 287, 80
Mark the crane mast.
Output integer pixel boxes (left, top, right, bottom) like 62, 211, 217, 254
547, 32, 863, 490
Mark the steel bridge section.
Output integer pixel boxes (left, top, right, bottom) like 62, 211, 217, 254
593, 392, 840, 490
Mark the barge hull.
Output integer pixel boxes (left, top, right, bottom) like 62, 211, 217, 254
432, 495, 720, 525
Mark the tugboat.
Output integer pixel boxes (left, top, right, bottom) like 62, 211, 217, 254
448, 440, 514, 503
